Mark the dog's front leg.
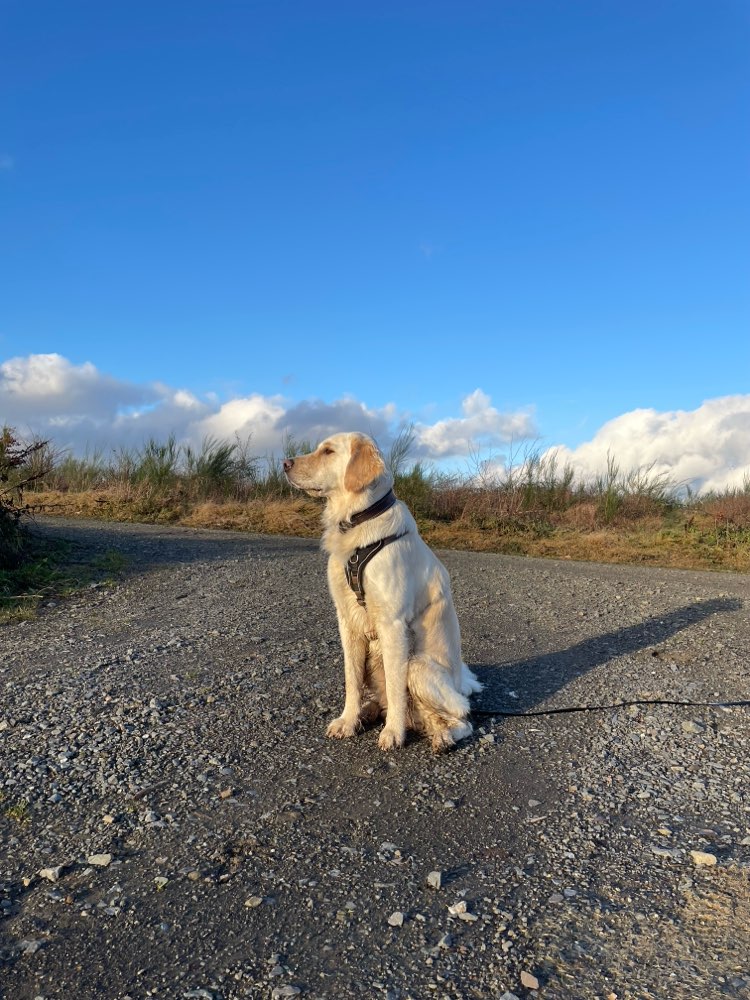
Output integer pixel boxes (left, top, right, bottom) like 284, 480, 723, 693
377, 620, 410, 750
327, 612, 367, 739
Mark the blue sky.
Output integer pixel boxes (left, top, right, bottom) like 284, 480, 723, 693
2, 1, 749, 488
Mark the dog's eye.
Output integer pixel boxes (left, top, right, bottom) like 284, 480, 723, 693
321, 447, 334, 455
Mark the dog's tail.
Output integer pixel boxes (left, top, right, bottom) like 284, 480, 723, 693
407, 655, 472, 721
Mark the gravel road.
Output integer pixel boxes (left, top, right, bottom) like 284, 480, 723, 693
2, 517, 750, 1000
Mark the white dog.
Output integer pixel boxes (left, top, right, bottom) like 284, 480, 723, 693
284, 432, 482, 751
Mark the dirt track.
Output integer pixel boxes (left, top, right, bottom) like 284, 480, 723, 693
2, 517, 750, 999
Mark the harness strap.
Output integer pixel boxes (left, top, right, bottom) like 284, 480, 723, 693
345, 532, 407, 607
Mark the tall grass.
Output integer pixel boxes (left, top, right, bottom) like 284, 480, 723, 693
19, 430, 691, 526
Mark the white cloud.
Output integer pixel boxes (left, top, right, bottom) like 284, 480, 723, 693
1, 353, 156, 423
544, 396, 750, 493
2, 354, 534, 464
414, 389, 538, 459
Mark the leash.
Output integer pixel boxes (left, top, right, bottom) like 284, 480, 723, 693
472, 696, 750, 718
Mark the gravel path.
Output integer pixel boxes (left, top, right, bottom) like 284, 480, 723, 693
2, 517, 750, 1000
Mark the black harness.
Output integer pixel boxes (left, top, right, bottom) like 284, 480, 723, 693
339, 489, 407, 607
344, 532, 407, 607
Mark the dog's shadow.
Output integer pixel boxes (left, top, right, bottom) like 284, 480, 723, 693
470, 596, 742, 716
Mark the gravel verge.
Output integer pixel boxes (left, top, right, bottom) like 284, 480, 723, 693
1, 517, 749, 1000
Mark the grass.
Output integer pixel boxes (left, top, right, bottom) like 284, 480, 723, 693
7, 428, 750, 577
0, 794, 31, 825
0, 534, 129, 625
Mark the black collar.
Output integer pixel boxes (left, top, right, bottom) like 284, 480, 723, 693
339, 488, 398, 533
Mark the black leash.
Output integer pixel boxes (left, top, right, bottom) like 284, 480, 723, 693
473, 697, 750, 718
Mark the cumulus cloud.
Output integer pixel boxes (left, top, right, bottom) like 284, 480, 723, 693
1, 354, 533, 463
544, 396, 750, 493
413, 389, 537, 459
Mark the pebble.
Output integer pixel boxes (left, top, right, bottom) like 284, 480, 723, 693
19, 939, 45, 954
245, 896, 263, 908
38, 866, 65, 883
681, 720, 705, 734
521, 971, 540, 990
426, 870, 443, 889
387, 911, 405, 927
270, 988, 300, 998
690, 850, 718, 866
87, 853, 113, 867
154, 876, 169, 889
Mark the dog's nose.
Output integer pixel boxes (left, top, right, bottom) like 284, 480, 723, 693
283, 458, 294, 472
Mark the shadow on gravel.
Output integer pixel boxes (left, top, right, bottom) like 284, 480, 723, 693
473, 596, 743, 713
32, 518, 319, 570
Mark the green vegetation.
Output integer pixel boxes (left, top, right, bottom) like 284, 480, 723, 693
0, 794, 31, 825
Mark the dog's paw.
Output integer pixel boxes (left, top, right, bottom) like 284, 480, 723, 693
430, 730, 456, 754
377, 726, 405, 751
326, 715, 360, 740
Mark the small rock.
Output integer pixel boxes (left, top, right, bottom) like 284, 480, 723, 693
437, 933, 452, 949
499, 994, 520, 1000
154, 876, 169, 889
19, 939, 45, 954
271, 988, 301, 998
245, 896, 264, 908
681, 720, 705, 734
426, 870, 443, 890
387, 911, 405, 927
87, 853, 113, 867
520, 971, 540, 990
651, 846, 680, 860
690, 850, 717, 866
448, 900, 468, 915
219, 787, 234, 799
38, 866, 64, 883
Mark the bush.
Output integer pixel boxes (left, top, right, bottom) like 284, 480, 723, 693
0, 428, 51, 569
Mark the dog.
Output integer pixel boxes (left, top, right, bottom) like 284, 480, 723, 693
283, 431, 482, 751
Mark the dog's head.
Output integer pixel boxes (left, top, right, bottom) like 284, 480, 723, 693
283, 432, 390, 500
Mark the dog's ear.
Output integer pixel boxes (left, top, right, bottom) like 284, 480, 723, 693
344, 437, 386, 493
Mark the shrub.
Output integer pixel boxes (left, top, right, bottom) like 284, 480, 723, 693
0, 428, 51, 568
